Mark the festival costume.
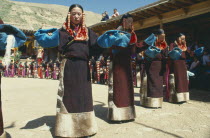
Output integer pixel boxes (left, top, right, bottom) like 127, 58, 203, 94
139, 33, 167, 108
0, 18, 6, 138
0, 19, 26, 138
53, 12, 102, 138
97, 23, 137, 121
167, 41, 189, 103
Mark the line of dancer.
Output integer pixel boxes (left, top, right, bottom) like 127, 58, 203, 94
0, 4, 190, 138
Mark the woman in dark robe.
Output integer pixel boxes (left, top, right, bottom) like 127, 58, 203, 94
45, 63, 50, 79
34, 62, 38, 78
55, 4, 103, 138
24, 61, 28, 78
138, 29, 168, 108
0, 18, 6, 138
18, 62, 23, 77
167, 33, 189, 103
52, 63, 58, 80
41, 62, 45, 79
89, 56, 96, 83
99, 14, 137, 122
99, 56, 106, 84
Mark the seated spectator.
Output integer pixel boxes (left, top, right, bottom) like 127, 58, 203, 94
101, 13, 106, 21
190, 41, 199, 51
202, 50, 210, 66
104, 11, 109, 20
111, 8, 119, 18
196, 49, 210, 90
189, 56, 200, 73
101, 11, 109, 21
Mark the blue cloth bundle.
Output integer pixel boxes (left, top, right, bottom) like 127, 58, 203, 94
0, 32, 7, 50
144, 33, 157, 46
145, 46, 161, 59
97, 30, 131, 48
0, 24, 27, 50
194, 47, 204, 57
34, 28, 59, 48
168, 47, 182, 60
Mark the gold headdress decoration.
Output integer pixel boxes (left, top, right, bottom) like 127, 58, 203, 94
63, 12, 88, 41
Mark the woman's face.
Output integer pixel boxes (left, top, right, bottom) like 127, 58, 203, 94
157, 34, 165, 42
178, 35, 185, 43
70, 7, 83, 25
124, 17, 133, 29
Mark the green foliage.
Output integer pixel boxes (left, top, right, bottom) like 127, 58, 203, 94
13, 51, 22, 62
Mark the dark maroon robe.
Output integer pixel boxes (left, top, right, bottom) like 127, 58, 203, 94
58, 27, 103, 113
137, 42, 167, 99
112, 46, 134, 107
0, 73, 3, 136
168, 43, 189, 93
0, 18, 4, 136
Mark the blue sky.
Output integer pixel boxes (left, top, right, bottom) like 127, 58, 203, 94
12, 0, 159, 15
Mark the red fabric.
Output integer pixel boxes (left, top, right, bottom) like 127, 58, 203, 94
0, 19, 4, 24
104, 72, 108, 80
38, 67, 43, 79
155, 41, 167, 50
37, 58, 42, 65
129, 32, 137, 44
64, 22, 88, 41
96, 62, 100, 83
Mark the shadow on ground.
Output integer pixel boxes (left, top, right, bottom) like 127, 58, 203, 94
94, 101, 108, 123
21, 116, 55, 137
189, 88, 210, 102
5, 122, 16, 129
6, 132, 12, 138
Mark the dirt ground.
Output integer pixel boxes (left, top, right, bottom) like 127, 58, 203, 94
1, 78, 210, 138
